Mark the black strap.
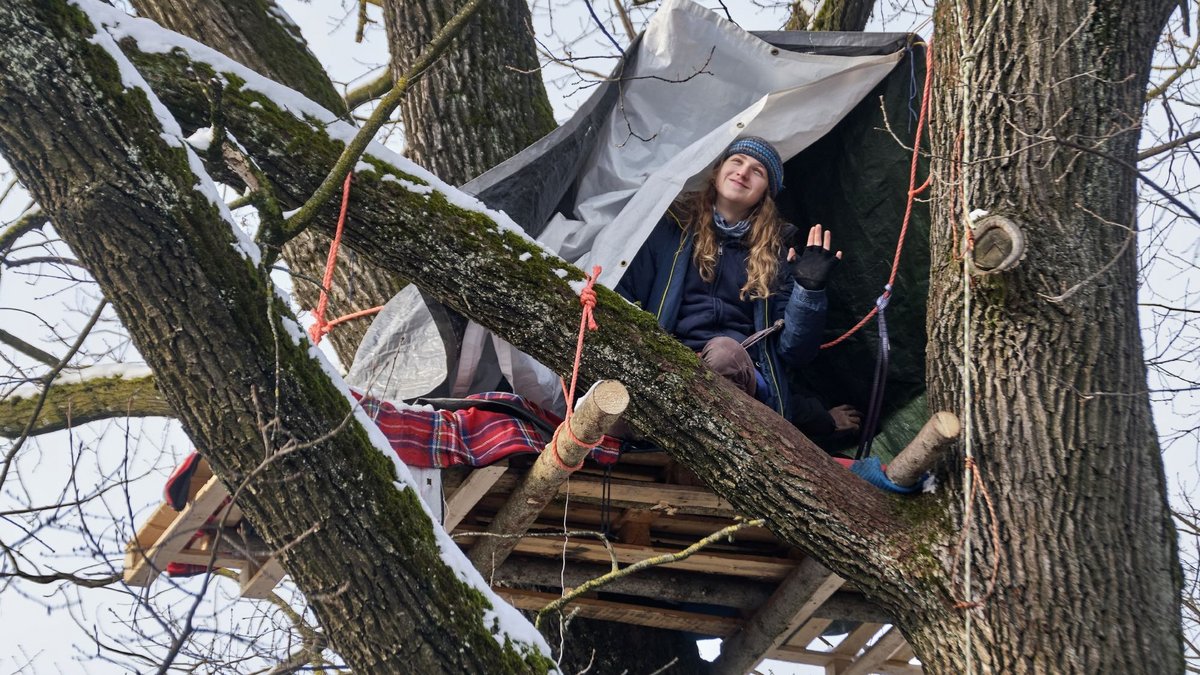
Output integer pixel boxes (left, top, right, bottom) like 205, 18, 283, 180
412, 397, 558, 438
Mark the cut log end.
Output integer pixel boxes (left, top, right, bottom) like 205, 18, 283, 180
887, 411, 961, 487
970, 214, 1025, 275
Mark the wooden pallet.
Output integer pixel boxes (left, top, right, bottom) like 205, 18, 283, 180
124, 453, 922, 673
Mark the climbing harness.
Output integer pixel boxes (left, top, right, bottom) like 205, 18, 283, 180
855, 287, 892, 460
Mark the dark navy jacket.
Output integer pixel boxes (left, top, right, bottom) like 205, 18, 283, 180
614, 213, 827, 414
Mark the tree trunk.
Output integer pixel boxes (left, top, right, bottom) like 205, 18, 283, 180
2, 2, 1186, 672
917, 0, 1185, 671
381, 0, 556, 185
123, 16, 941, 617
0, 4, 553, 671
130, 0, 405, 365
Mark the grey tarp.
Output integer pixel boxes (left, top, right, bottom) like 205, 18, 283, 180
353, 0, 930, 460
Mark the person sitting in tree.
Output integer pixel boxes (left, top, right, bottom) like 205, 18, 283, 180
615, 136, 861, 436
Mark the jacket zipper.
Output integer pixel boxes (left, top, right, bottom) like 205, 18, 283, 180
654, 228, 688, 320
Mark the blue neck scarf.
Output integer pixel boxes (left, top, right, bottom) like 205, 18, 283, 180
712, 208, 751, 239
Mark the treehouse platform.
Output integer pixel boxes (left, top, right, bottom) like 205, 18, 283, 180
125, 449, 922, 675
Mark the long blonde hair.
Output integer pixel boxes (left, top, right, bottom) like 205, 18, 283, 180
677, 166, 784, 300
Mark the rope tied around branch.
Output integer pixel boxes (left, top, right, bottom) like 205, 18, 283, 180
549, 266, 603, 471
307, 172, 382, 345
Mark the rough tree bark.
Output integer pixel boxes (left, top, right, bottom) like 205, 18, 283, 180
130, 0, 403, 363
0, 0, 1186, 673
381, 0, 556, 184
916, 0, 1185, 671
0, 3, 553, 672
786, 0, 875, 31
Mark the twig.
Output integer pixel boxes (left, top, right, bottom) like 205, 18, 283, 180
0, 328, 59, 367
583, 0, 623, 53
345, 70, 393, 111
282, 0, 490, 240
1138, 129, 1200, 160
612, 0, 637, 42
0, 299, 107, 492
534, 519, 764, 627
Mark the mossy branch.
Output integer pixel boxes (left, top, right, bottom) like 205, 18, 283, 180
279, 0, 490, 242
345, 70, 392, 111
0, 208, 49, 254
0, 374, 172, 438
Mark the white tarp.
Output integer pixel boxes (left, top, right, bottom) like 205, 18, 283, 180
540, 0, 903, 288
353, 0, 905, 413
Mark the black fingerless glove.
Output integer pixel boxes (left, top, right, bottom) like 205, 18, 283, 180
788, 245, 840, 290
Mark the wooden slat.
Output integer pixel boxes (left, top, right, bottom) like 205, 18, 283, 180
834, 622, 885, 657
840, 627, 909, 675
124, 475, 231, 586
494, 588, 742, 637
443, 465, 506, 531
779, 617, 833, 652
765, 644, 922, 675
890, 644, 915, 663
561, 477, 737, 517
457, 535, 795, 581
240, 558, 286, 598
711, 558, 844, 675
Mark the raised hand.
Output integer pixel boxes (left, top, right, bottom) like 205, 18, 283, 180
787, 224, 843, 291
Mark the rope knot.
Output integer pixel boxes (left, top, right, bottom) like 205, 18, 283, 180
578, 266, 601, 331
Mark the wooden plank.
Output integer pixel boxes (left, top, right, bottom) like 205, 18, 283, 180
765, 644, 922, 675
443, 465, 506, 531
164, 548, 254, 570
240, 558, 286, 599
561, 477, 738, 517
614, 509, 657, 547
124, 475, 230, 586
781, 617, 833, 652
494, 588, 742, 637
457, 535, 795, 581
710, 558, 844, 675
840, 627, 909, 675
834, 623, 885, 657
890, 644, 915, 663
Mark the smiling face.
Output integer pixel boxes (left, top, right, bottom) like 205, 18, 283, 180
714, 153, 769, 222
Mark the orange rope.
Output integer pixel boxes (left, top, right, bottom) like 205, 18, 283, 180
821, 43, 934, 350
950, 457, 1001, 609
549, 266, 602, 471
307, 172, 384, 344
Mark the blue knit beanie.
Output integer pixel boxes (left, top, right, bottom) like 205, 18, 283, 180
719, 136, 784, 197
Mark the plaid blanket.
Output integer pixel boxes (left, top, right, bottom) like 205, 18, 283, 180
352, 390, 621, 468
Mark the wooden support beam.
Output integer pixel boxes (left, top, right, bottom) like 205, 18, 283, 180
765, 643, 921, 675
614, 508, 658, 546
834, 623, 885, 658
468, 381, 628, 574
710, 557, 844, 675
560, 476, 737, 517
124, 474, 231, 586
494, 587, 742, 638
887, 411, 960, 488
443, 464, 507, 531
491, 556, 894, 623
839, 626, 909, 675
240, 557, 287, 599
460, 534, 795, 581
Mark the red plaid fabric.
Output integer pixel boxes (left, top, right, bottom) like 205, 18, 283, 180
353, 390, 621, 468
